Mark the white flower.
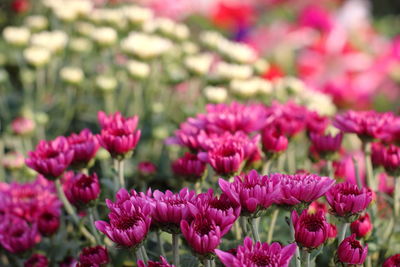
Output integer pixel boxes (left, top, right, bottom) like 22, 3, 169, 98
215, 62, 253, 80
25, 16, 48, 31
181, 42, 199, 55
184, 53, 213, 75
23, 46, 51, 67
200, 31, 225, 50
54, 6, 79, 22
217, 41, 257, 64
91, 27, 117, 47
126, 60, 150, 80
204, 86, 228, 103
123, 5, 153, 25
74, 22, 95, 37
230, 79, 259, 98
69, 37, 93, 53
173, 24, 190, 41
299, 90, 337, 116
68, 0, 93, 17
31, 30, 68, 53
121, 32, 172, 60
253, 59, 270, 74
60, 66, 84, 85
3, 27, 31, 46
90, 9, 125, 29
96, 75, 117, 92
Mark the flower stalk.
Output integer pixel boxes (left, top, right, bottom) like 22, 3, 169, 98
267, 209, 279, 243
289, 218, 301, 267
172, 233, 180, 267
249, 217, 260, 242
338, 222, 349, 244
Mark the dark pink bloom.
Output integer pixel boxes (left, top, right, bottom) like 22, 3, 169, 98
326, 182, 372, 218
310, 132, 343, 158
24, 254, 49, 267
181, 215, 223, 255
0, 215, 40, 253
138, 256, 174, 267
207, 141, 245, 176
63, 172, 101, 207
371, 142, 385, 167
97, 111, 141, 158
151, 188, 196, 232
306, 111, 330, 135
328, 223, 337, 241
95, 193, 152, 247
292, 210, 330, 249
26, 137, 74, 180
270, 173, 335, 206
37, 208, 60, 236
337, 234, 368, 265
380, 144, 400, 176
333, 110, 394, 141
298, 4, 333, 32
77, 246, 109, 267
67, 129, 99, 167
378, 172, 394, 195
350, 213, 373, 238
383, 254, 400, 267
219, 170, 281, 216
11, 117, 35, 135
172, 152, 206, 182
138, 161, 157, 176
58, 256, 78, 267
215, 237, 296, 267
261, 128, 288, 155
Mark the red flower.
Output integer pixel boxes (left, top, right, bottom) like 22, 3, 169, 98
383, 254, 400, 267
212, 2, 254, 31
11, 0, 29, 13
24, 254, 49, 267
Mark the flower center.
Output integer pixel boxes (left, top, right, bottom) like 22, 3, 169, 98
251, 253, 272, 266
115, 216, 140, 230
350, 240, 362, 250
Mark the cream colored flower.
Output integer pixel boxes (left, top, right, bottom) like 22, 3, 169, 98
215, 62, 253, 80
69, 37, 93, 53
54, 6, 79, 22
96, 75, 117, 92
181, 42, 199, 55
25, 16, 48, 31
204, 86, 228, 103
60, 66, 84, 85
184, 53, 213, 75
126, 60, 150, 80
3, 26, 31, 47
23, 46, 51, 67
75, 22, 95, 37
230, 79, 259, 98
31, 30, 68, 53
123, 5, 153, 25
200, 31, 225, 50
253, 59, 270, 75
91, 27, 117, 47
218, 41, 257, 64
121, 32, 172, 60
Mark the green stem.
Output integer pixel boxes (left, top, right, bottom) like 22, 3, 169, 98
249, 217, 260, 242
135, 247, 144, 262
363, 142, 376, 191
338, 222, 349, 244
267, 209, 279, 243
172, 233, 180, 267
352, 157, 363, 189
262, 160, 272, 174
156, 231, 166, 257
326, 160, 334, 178
239, 216, 248, 236
301, 250, 311, 267
203, 259, 211, 267
55, 179, 96, 244
141, 245, 149, 263
289, 218, 301, 267
89, 208, 101, 244
287, 146, 296, 174
117, 159, 125, 188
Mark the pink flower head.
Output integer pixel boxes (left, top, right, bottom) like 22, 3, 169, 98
309, 132, 343, 158
219, 170, 281, 216
63, 172, 101, 207
138, 161, 157, 176
291, 210, 330, 249
326, 182, 372, 218
270, 173, 335, 206
384, 118, 400, 144
97, 111, 141, 159
37, 207, 60, 236
337, 234, 368, 265
0, 215, 40, 253
333, 110, 394, 142
298, 4, 333, 32
328, 223, 337, 241
24, 254, 49, 267
151, 188, 196, 233
383, 254, 400, 267
207, 141, 245, 176
138, 256, 174, 267
11, 117, 36, 135
380, 144, 400, 176
95, 193, 152, 248
181, 214, 222, 255
67, 129, 99, 167
26, 136, 74, 180
77, 246, 109, 267
350, 213, 373, 239
306, 111, 330, 135
172, 152, 206, 182
261, 127, 288, 155
215, 237, 297, 267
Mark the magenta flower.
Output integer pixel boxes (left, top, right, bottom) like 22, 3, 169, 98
172, 152, 206, 182
11, 117, 36, 135
380, 144, 400, 176
37, 208, 60, 236
219, 170, 281, 216
24, 254, 49, 267
26, 136, 74, 180
215, 237, 296, 267
337, 234, 368, 265
291, 210, 330, 249
95, 194, 152, 247
63, 172, 100, 207
298, 4, 333, 32
309, 132, 343, 158
97, 111, 141, 159
138, 256, 174, 267
77, 246, 109, 267
67, 129, 99, 167
138, 161, 157, 176
151, 188, 196, 233
383, 254, 400, 267
181, 214, 223, 256
207, 141, 245, 176
0, 215, 40, 253
333, 110, 394, 141
269, 173, 335, 206
328, 223, 337, 241
350, 213, 373, 239
306, 111, 330, 135
326, 182, 372, 218
261, 128, 288, 155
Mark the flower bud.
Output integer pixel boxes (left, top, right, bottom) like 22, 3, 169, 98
337, 234, 368, 265
350, 213, 372, 239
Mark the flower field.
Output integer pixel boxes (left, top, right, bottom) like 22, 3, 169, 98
1, 0, 400, 266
